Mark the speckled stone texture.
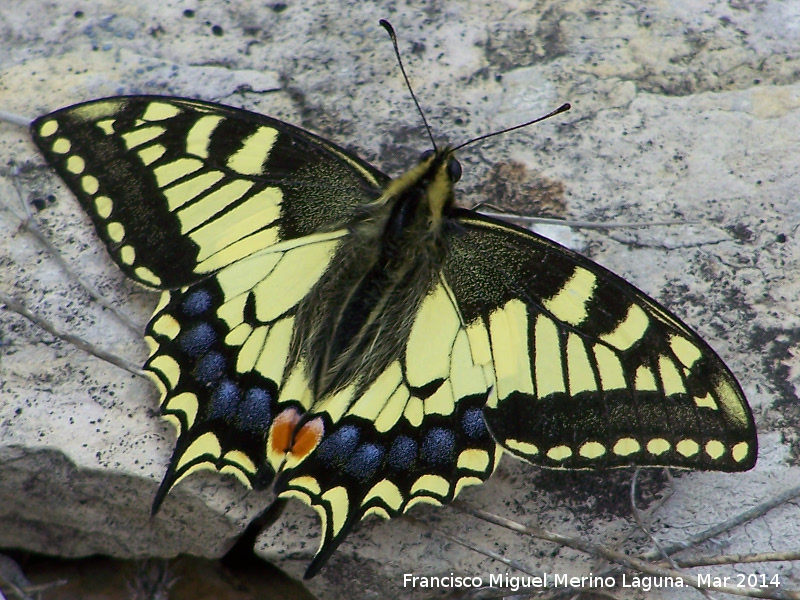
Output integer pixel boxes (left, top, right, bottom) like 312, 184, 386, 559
1, 1, 799, 599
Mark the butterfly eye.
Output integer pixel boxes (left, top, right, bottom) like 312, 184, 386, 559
419, 149, 435, 162
447, 158, 462, 182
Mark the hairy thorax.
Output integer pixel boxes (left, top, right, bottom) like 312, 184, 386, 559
291, 155, 457, 401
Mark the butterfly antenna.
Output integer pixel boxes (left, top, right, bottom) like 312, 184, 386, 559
379, 19, 437, 150
452, 102, 571, 152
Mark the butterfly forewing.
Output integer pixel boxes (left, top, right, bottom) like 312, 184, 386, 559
444, 211, 756, 471
31, 96, 388, 289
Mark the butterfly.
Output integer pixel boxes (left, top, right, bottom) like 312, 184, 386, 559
30, 94, 757, 578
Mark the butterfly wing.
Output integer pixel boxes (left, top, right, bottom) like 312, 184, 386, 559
31, 96, 390, 502
262, 205, 756, 577
443, 210, 757, 471
273, 277, 502, 576
31, 96, 388, 289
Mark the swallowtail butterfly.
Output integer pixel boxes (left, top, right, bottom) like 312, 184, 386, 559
31, 91, 756, 577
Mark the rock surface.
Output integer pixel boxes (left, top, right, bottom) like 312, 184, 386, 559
1, 1, 799, 599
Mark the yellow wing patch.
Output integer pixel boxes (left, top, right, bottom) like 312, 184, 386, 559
489, 299, 534, 400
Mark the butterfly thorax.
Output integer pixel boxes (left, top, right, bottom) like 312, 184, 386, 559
292, 149, 460, 401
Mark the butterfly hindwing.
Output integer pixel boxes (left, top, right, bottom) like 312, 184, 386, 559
443, 211, 757, 471
146, 229, 348, 506
273, 278, 501, 576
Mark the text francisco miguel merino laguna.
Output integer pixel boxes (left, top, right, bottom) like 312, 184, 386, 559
403, 572, 688, 592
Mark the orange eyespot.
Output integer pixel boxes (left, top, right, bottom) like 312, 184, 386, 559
270, 408, 302, 454
269, 408, 324, 461
291, 417, 325, 460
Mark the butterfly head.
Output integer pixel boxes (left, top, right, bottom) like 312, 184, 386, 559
418, 148, 462, 183
378, 147, 462, 234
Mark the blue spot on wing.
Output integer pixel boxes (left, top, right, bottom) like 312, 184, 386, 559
193, 351, 226, 385
461, 408, 488, 439
178, 322, 217, 357
344, 443, 384, 481
421, 428, 455, 466
316, 425, 360, 467
388, 435, 417, 471
181, 288, 213, 316
209, 379, 241, 419
237, 387, 273, 431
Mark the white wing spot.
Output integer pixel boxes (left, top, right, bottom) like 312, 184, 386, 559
134, 266, 162, 286
505, 439, 539, 456
578, 441, 606, 459
732, 442, 750, 463
66, 155, 85, 174
646, 438, 670, 455
694, 392, 719, 410
547, 445, 572, 461
119, 245, 136, 265
107, 222, 125, 243
94, 196, 113, 219
51, 137, 71, 154
81, 175, 99, 195
705, 440, 725, 460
